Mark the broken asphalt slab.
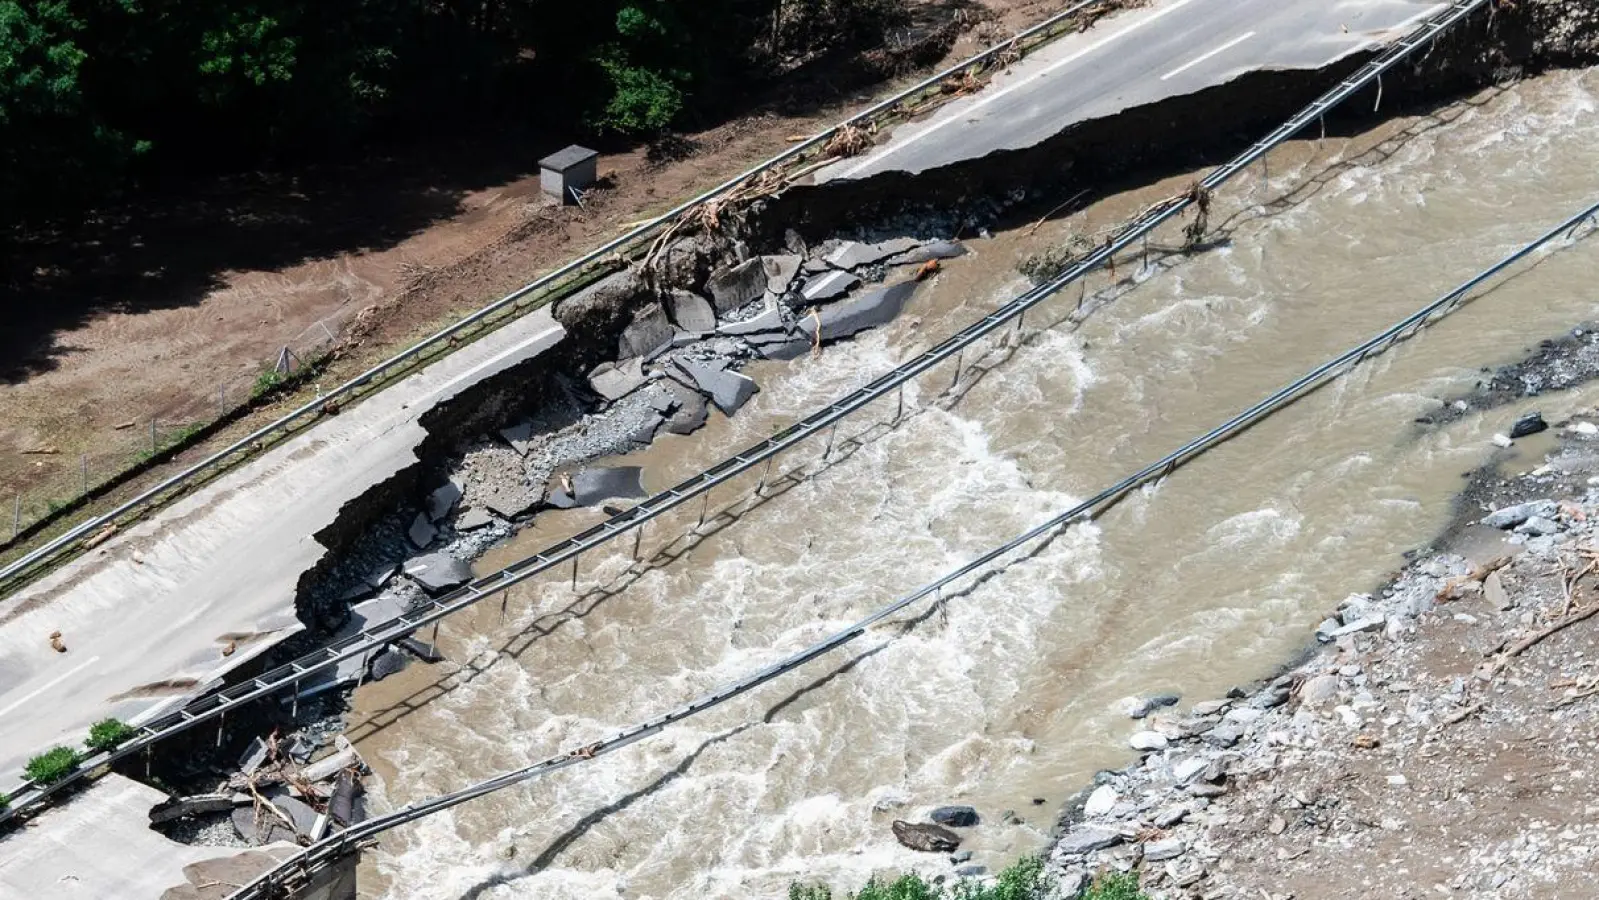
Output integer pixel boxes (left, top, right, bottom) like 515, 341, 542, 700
674, 358, 759, 416
573, 467, 648, 507
797, 281, 920, 343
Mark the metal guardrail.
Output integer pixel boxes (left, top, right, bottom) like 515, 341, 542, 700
224, 194, 1599, 900
0, 0, 1113, 593
0, 0, 1491, 824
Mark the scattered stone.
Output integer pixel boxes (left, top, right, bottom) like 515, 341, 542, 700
1187, 782, 1228, 798
667, 290, 717, 332
1191, 699, 1231, 716
954, 865, 987, 878
1129, 731, 1169, 752
1172, 757, 1209, 784
892, 820, 961, 853
1299, 674, 1341, 707
1509, 411, 1548, 438
707, 258, 767, 312
1515, 515, 1560, 536
1055, 827, 1122, 855
1484, 571, 1513, 610
1492, 433, 1514, 448
426, 481, 463, 522
1143, 838, 1185, 862
1268, 814, 1287, 835
1130, 693, 1181, 719
404, 554, 473, 593
1203, 723, 1244, 748
799, 270, 861, 304
1325, 616, 1385, 639
929, 805, 980, 828
1152, 805, 1189, 828
950, 850, 974, 864
1482, 499, 1555, 529
1083, 785, 1118, 817
407, 513, 438, 549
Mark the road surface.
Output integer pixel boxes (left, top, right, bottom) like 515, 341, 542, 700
0, 308, 564, 791
815, 0, 1449, 182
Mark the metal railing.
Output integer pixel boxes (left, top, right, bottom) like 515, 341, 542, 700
0, 0, 1115, 593
223, 194, 1599, 900
0, 0, 1492, 824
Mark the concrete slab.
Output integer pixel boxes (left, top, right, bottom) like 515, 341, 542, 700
666, 290, 717, 332
717, 307, 786, 337
403, 555, 473, 594
800, 270, 860, 304
826, 238, 921, 270
762, 254, 803, 294
618, 303, 673, 358
675, 359, 759, 416
499, 420, 535, 455
589, 357, 648, 401
815, 0, 1450, 182
0, 775, 254, 898
573, 467, 649, 507
407, 512, 437, 549
797, 281, 921, 343
425, 480, 463, 522
454, 507, 496, 532
706, 258, 766, 312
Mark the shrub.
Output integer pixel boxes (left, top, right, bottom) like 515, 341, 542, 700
25, 747, 82, 785
788, 855, 1055, 900
0, 791, 9, 810
252, 368, 287, 399
86, 717, 137, 752
1082, 872, 1149, 900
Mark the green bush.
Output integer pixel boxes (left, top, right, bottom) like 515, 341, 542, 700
1083, 873, 1149, 900
86, 718, 137, 752
0, 791, 9, 810
788, 855, 1055, 900
252, 368, 288, 399
25, 746, 82, 786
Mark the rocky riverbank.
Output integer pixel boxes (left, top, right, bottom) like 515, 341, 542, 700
1041, 408, 1599, 898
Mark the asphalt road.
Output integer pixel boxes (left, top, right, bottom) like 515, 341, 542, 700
0, 308, 565, 791
816, 0, 1449, 182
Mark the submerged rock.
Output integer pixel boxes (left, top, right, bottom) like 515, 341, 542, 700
1509, 411, 1548, 438
928, 805, 980, 828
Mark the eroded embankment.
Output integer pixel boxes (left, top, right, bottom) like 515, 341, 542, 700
758, 0, 1599, 240
132, 0, 1599, 857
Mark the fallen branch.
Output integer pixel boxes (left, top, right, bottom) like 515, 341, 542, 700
1488, 603, 1599, 678
1438, 701, 1486, 728
1436, 555, 1513, 601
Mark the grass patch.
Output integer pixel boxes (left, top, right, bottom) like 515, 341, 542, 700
25, 746, 83, 786
86, 718, 137, 752
252, 368, 289, 399
1083, 873, 1149, 900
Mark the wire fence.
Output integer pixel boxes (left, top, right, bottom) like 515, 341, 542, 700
0, 0, 1118, 592
5, 305, 362, 544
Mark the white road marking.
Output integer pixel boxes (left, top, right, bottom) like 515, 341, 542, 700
0, 655, 102, 719
834, 0, 1205, 178
1160, 30, 1256, 81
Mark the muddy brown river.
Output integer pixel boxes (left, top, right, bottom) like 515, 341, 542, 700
346, 69, 1599, 899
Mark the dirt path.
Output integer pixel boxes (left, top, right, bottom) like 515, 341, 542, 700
0, 0, 1056, 535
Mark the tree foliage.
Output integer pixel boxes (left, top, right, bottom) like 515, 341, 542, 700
0, 0, 909, 228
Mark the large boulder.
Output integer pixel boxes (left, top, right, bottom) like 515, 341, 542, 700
891, 820, 961, 853
706, 258, 767, 312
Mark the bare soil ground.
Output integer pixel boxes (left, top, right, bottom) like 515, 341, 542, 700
0, 0, 1058, 536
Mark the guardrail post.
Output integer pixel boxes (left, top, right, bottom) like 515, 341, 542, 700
500, 589, 510, 625
12, 494, 19, 538
571, 555, 580, 591
82, 455, 89, 494
633, 521, 645, 561
823, 423, 838, 459
950, 350, 964, 391
216, 712, 225, 748
757, 455, 776, 495
698, 490, 712, 527
895, 384, 905, 423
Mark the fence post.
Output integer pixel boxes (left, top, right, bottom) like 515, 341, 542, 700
82, 455, 89, 495
12, 494, 19, 539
